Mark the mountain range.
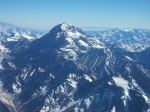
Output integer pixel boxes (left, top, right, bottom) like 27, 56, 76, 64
0, 22, 150, 112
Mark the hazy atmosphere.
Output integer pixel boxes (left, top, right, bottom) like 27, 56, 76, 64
0, 0, 150, 31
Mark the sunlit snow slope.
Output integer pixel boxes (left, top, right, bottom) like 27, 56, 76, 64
0, 22, 150, 112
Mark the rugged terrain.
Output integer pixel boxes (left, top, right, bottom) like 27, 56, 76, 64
0, 22, 150, 112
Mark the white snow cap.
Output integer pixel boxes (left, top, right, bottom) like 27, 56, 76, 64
61, 22, 73, 31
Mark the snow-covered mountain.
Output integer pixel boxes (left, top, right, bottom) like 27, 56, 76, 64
0, 21, 43, 41
97, 28, 150, 52
0, 22, 150, 112
0, 21, 43, 70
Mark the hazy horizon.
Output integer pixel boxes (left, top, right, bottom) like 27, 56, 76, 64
0, 0, 150, 31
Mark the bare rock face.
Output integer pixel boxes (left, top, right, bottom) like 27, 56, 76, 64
0, 22, 150, 112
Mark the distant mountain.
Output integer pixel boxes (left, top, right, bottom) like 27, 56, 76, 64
0, 21, 15, 27
0, 21, 43, 41
81, 26, 112, 31
0, 22, 150, 112
96, 28, 150, 52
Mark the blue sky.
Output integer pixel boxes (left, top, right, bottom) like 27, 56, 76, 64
0, 0, 150, 31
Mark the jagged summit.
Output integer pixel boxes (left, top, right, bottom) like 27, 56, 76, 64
60, 22, 82, 32
61, 22, 73, 30
49, 22, 73, 32
50, 22, 83, 33
49, 23, 86, 40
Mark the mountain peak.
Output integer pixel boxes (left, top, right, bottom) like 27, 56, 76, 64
60, 22, 73, 31
49, 23, 85, 38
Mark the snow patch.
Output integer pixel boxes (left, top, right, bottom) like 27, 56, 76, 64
84, 96, 93, 109
125, 64, 131, 73
40, 86, 48, 96
78, 40, 89, 47
125, 56, 136, 62
67, 74, 78, 88
67, 31, 83, 38
30, 69, 35, 77
108, 81, 113, 85
49, 73, 55, 78
40, 105, 50, 112
12, 83, 21, 94
111, 106, 115, 112
113, 76, 130, 106
84, 74, 92, 82
7, 37, 19, 41
8, 62, 17, 69
113, 77, 130, 98
38, 67, 45, 72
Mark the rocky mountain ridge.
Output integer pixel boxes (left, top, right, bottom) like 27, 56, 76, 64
0, 22, 150, 112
